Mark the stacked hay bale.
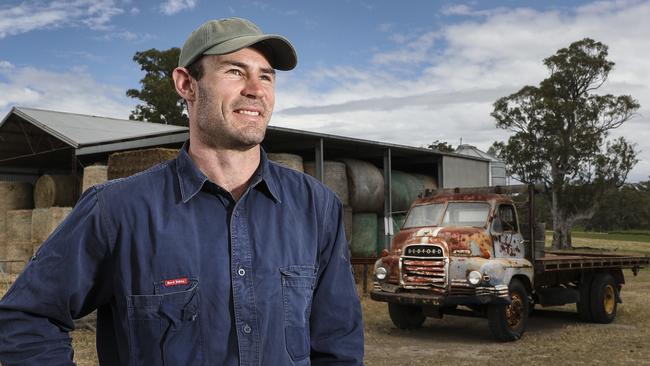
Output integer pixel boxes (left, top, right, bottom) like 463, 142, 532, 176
303, 161, 352, 239
267, 153, 304, 172
107, 148, 179, 179
82, 165, 108, 192
339, 159, 384, 259
0, 182, 34, 269
4, 209, 33, 274
33, 175, 76, 208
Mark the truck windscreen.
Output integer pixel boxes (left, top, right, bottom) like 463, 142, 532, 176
442, 202, 490, 227
403, 203, 444, 228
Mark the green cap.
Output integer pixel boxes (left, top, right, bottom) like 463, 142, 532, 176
178, 17, 297, 70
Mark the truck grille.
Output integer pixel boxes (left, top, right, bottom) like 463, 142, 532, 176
401, 245, 447, 290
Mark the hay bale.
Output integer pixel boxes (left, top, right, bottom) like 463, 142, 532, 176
6, 209, 32, 242
0, 212, 5, 244
34, 175, 75, 208
268, 153, 304, 172
31, 207, 72, 244
341, 159, 384, 214
350, 213, 378, 258
0, 181, 34, 210
304, 161, 350, 205
0, 238, 5, 260
5, 240, 32, 274
107, 148, 179, 180
413, 173, 438, 191
388, 170, 424, 212
82, 165, 108, 192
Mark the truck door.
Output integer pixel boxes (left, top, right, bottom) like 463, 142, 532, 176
492, 204, 525, 258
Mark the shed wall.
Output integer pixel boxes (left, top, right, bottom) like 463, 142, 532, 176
442, 156, 489, 188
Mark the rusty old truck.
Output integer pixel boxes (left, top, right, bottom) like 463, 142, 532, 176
370, 184, 650, 341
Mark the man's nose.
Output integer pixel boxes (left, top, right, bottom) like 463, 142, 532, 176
241, 77, 265, 98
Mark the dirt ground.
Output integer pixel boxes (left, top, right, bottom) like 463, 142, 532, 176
4, 237, 650, 365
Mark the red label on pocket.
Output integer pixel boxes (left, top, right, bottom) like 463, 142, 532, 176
164, 277, 189, 287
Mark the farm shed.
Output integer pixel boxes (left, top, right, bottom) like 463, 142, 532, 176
0, 106, 490, 253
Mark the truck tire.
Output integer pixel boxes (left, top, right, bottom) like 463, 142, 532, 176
388, 303, 426, 329
487, 279, 529, 342
576, 274, 593, 322
590, 273, 617, 323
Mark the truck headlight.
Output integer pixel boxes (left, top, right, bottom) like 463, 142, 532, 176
467, 270, 482, 285
375, 267, 387, 280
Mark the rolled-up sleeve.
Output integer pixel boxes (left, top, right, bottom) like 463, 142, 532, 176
0, 187, 114, 365
310, 198, 364, 365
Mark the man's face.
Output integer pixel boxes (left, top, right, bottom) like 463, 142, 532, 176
193, 47, 276, 151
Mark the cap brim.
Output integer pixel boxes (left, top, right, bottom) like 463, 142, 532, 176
202, 34, 297, 71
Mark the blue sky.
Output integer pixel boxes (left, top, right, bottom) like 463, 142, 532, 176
1, 0, 649, 182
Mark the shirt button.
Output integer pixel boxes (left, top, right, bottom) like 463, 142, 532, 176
238, 268, 246, 277
243, 324, 252, 334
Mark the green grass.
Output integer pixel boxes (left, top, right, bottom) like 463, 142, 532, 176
570, 230, 650, 244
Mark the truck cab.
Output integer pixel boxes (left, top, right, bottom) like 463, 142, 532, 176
371, 190, 534, 340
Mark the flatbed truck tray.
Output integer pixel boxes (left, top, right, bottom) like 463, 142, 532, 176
535, 251, 650, 272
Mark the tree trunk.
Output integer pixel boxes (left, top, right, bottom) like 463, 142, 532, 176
551, 185, 573, 250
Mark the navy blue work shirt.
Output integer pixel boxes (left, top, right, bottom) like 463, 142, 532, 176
0, 144, 364, 365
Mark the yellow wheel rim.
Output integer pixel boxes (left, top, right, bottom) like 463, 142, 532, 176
604, 284, 616, 315
506, 293, 524, 329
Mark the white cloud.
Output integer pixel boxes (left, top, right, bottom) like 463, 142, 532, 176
159, 0, 197, 15
274, 0, 650, 182
0, 0, 124, 38
0, 63, 134, 120
100, 31, 155, 43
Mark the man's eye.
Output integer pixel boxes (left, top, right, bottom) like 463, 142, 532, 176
260, 75, 274, 82
228, 69, 243, 76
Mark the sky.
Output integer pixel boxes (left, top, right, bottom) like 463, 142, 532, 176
1, 0, 649, 182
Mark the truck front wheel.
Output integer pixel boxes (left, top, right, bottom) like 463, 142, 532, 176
388, 303, 426, 329
487, 279, 529, 342
590, 273, 618, 323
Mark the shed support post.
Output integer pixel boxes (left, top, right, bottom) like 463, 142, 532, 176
71, 149, 79, 205
315, 138, 324, 182
383, 148, 392, 252
437, 155, 444, 188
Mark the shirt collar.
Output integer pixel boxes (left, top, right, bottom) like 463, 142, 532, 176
176, 141, 282, 204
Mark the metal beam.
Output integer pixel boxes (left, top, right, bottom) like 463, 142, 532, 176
314, 138, 324, 182
383, 148, 393, 251
75, 133, 189, 156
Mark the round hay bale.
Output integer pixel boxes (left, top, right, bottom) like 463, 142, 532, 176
34, 175, 75, 208
304, 161, 350, 205
0, 182, 34, 211
107, 148, 179, 180
267, 153, 304, 172
82, 165, 108, 193
5, 240, 32, 274
413, 173, 438, 191
341, 159, 384, 213
349, 213, 377, 258
388, 170, 425, 212
31, 207, 72, 244
6, 209, 32, 242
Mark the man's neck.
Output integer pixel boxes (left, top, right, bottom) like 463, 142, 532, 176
188, 141, 261, 201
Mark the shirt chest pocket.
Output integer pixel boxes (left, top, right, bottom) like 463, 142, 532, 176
280, 265, 317, 362
126, 281, 203, 366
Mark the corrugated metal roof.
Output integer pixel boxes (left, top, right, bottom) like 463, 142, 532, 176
9, 106, 188, 148
455, 144, 501, 162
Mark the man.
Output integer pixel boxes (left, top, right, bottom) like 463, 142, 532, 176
0, 17, 364, 365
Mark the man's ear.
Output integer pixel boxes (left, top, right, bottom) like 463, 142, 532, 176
172, 67, 196, 102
